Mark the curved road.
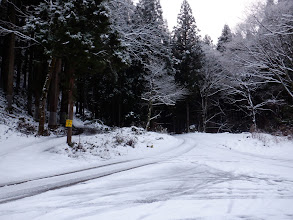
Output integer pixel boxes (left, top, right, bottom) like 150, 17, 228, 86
0, 134, 293, 220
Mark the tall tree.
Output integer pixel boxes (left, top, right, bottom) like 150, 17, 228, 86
0, 0, 17, 112
26, 0, 122, 141
172, 0, 202, 132
217, 24, 233, 52
48, 58, 61, 129
135, 0, 172, 64
199, 43, 228, 132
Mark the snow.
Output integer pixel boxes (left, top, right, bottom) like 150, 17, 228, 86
0, 123, 181, 185
0, 121, 293, 219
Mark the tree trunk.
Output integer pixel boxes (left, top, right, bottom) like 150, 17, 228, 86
15, 49, 22, 95
67, 66, 75, 146
60, 63, 69, 125
27, 56, 33, 115
27, 37, 35, 116
48, 58, 61, 129
252, 108, 257, 132
34, 93, 40, 121
186, 101, 190, 132
202, 95, 208, 133
145, 100, 153, 131
118, 102, 121, 127
5, 1, 16, 112
6, 32, 15, 113
38, 58, 57, 135
15, 17, 24, 95
33, 61, 45, 121
0, 36, 9, 90
22, 48, 28, 89
60, 88, 68, 125
75, 102, 79, 116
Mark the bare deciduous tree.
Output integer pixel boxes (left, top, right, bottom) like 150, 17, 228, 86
142, 59, 187, 130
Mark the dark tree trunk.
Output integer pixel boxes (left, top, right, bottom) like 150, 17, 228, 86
201, 95, 208, 133
27, 40, 34, 116
145, 100, 153, 131
75, 102, 79, 116
0, 2, 9, 91
60, 88, 68, 125
6, 31, 15, 113
48, 58, 61, 129
186, 101, 190, 132
4, 1, 16, 112
34, 92, 40, 121
60, 63, 69, 125
118, 102, 121, 127
15, 17, 24, 95
27, 68, 33, 115
67, 65, 75, 146
79, 102, 83, 115
22, 48, 28, 89
75, 75, 85, 117
0, 35, 10, 92
15, 49, 22, 95
38, 58, 57, 135
33, 61, 45, 121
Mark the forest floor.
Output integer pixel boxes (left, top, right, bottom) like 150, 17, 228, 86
0, 93, 293, 219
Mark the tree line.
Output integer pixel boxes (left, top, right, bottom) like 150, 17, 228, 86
0, 0, 292, 136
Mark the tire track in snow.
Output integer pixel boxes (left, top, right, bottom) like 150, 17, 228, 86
0, 137, 196, 204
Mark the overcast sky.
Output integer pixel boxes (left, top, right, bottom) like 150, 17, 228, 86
135, 0, 265, 43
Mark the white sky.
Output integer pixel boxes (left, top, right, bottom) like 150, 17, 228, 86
135, 0, 265, 43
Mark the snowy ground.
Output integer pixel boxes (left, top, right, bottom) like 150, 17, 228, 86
0, 125, 293, 219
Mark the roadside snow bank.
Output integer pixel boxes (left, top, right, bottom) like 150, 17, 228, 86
52, 126, 182, 160
0, 124, 182, 185
183, 132, 293, 159
181, 132, 293, 178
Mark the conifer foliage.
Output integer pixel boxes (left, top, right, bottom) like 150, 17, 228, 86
172, 0, 202, 132
216, 24, 232, 52
0, 0, 292, 137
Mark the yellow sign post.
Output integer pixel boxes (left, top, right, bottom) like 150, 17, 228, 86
66, 119, 73, 128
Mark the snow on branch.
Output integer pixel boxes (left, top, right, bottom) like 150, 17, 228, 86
141, 59, 187, 106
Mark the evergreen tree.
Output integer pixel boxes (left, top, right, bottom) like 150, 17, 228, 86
203, 34, 213, 46
216, 24, 232, 52
134, 0, 172, 64
136, 0, 163, 24
0, 0, 18, 112
25, 0, 122, 140
172, 0, 202, 132
98, 0, 144, 126
125, 0, 176, 129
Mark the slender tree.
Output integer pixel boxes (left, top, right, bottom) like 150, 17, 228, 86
172, 0, 202, 132
0, 0, 17, 112
142, 59, 186, 130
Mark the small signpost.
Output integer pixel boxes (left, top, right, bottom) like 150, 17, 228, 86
66, 119, 73, 128
66, 118, 73, 146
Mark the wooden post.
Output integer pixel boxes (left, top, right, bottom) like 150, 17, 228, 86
67, 66, 75, 146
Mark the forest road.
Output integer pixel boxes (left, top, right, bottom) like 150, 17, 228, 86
0, 137, 195, 205
0, 134, 293, 219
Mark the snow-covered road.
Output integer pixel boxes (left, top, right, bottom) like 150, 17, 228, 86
0, 133, 293, 219
0, 137, 193, 204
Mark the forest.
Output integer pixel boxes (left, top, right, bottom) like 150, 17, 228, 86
0, 0, 292, 137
